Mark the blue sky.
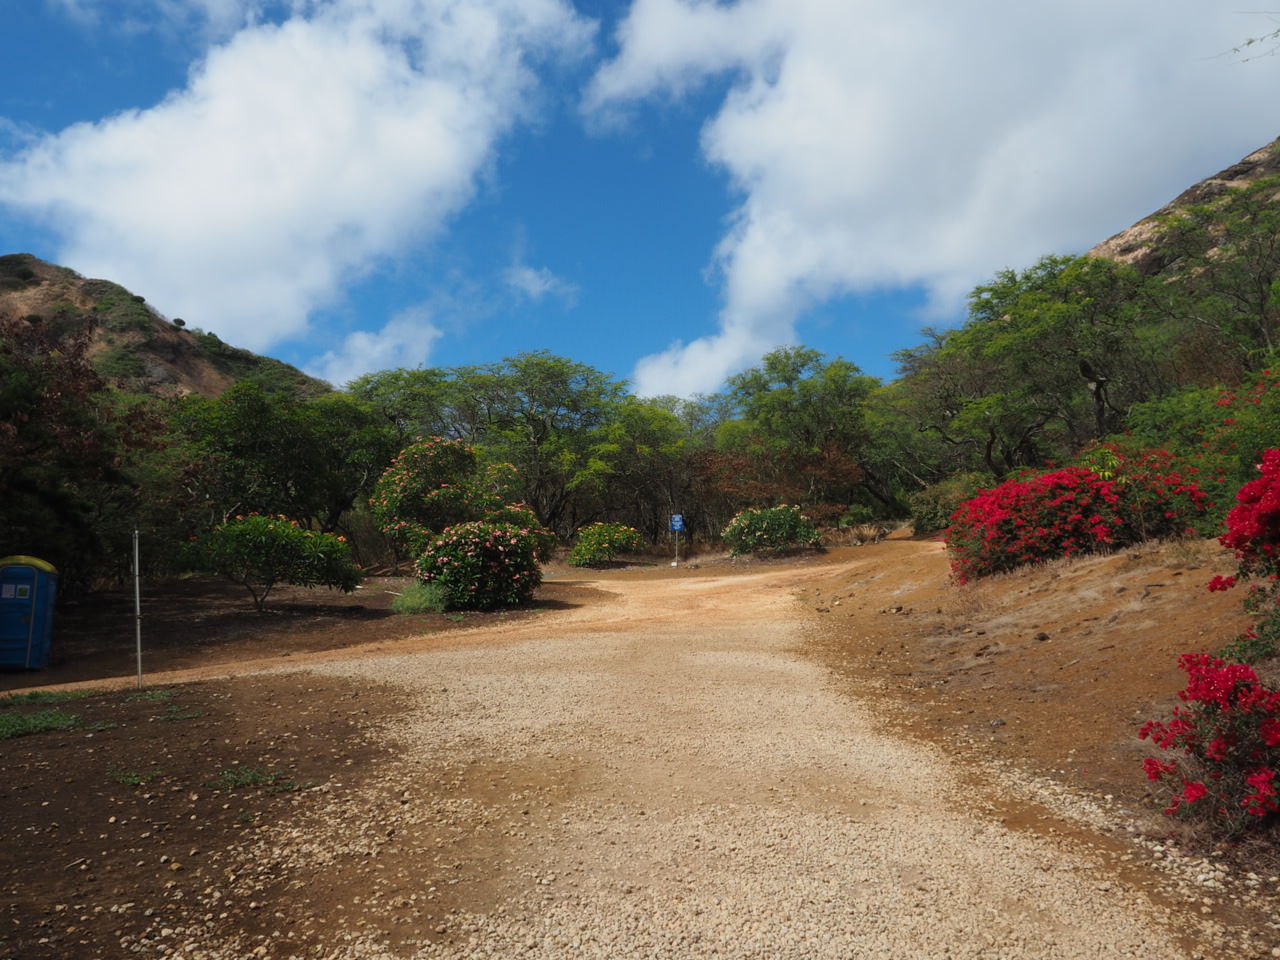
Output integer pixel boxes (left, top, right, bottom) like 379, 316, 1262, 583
1, 1, 1278, 395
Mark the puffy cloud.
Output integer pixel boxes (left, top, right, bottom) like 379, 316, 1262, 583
2, 0, 592, 352
307, 303, 442, 387
590, 0, 1280, 396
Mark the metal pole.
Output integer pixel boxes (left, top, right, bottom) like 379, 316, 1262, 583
133, 530, 142, 690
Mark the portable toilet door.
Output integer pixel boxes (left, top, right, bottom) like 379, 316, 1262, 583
0, 556, 58, 669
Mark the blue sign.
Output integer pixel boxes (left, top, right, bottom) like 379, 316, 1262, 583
670, 514, 685, 532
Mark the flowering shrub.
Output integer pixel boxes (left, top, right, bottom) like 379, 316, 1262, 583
945, 458, 1209, 583
415, 521, 541, 610
1126, 367, 1280, 528
722, 505, 821, 556
186, 514, 360, 611
908, 472, 994, 535
1139, 653, 1280, 836
1205, 448, 1280, 662
569, 522, 645, 567
370, 438, 505, 552
483, 503, 557, 561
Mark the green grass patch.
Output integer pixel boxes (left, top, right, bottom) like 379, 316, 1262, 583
390, 581, 449, 615
205, 765, 312, 793
0, 689, 98, 708
0, 709, 81, 740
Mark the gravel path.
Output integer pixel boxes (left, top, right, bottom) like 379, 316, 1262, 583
260, 562, 1208, 960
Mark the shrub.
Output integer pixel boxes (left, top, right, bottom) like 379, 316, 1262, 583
908, 472, 994, 535
569, 522, 646, 567
390, 581, 449, 615
1126, 368, 1280, 527
721, 505, 821, 556
370, 437, 504, 552
1207, 447, 1280, 661
416, 521, 541, 610
186, 514, 361, 611
944, 461, 1209, 583
1139, 653, 1280, 837
483, 503, 557, 561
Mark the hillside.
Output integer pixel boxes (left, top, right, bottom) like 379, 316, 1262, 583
0, 253, 329, 398
1089, 136, 1280, 273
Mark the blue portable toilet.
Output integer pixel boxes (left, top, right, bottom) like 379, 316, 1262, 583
0, 556, 58, 669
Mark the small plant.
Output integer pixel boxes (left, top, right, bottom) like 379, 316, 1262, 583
0, 709, 80, 740
569, 522, 645, 567
390, 581, 449, 615
206, 765, 307, 793
163, 704, 202, 721
416, 521, 542, 610
721, 505, 821, 556
1140, 653, 1280, 837
109, 765, 162, 786
185, 514, 361, 611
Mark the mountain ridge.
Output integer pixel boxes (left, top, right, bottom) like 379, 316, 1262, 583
0, 253, 329, 398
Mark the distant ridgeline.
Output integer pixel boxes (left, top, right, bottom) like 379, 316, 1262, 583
0, 253, 329, 399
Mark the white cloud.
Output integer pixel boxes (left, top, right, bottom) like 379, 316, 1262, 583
3, 0, 593, 352
306, 303, 442, 387
589, 0, 1280, 396
503, 262, 577, 304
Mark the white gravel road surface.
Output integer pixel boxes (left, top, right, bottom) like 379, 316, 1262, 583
262, 566, 1213, 960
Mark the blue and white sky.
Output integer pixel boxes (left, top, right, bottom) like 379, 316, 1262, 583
1, 1, 1277, 395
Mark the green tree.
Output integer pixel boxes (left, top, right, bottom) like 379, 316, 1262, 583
713, 346, 886, 519
1148, 175, 1280, 380
176, 383, 397, 532
346, 367, 457, 447
891, 255, 1160, 480
453, 351, 627, 537
0, 316, 162, 589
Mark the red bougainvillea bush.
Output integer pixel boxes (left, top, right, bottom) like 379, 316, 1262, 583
1206, 448, 1280, 662
945, 454, 1209, 583
1139, 653, 1280, 837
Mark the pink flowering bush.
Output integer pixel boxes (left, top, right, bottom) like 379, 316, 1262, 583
945, 454, 1209, 583
415, 521, 541, 610
1139, 653, 1280, 836
370, 438, 506, 553
483, 503, 557, 561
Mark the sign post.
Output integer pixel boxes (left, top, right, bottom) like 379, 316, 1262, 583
133, 529, 143, 690
670, 514, 685, 566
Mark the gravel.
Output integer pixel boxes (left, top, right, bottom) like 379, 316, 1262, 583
184, 569, 1237, 958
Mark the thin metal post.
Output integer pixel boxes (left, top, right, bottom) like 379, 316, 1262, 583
133, 530, 142, 690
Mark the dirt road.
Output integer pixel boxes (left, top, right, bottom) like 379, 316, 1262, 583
9, 540, 1254, 959
209, 542, 1212, 960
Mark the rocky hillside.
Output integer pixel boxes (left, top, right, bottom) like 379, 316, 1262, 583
1088, 136, 1280, 273
0, 253, 329, 398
